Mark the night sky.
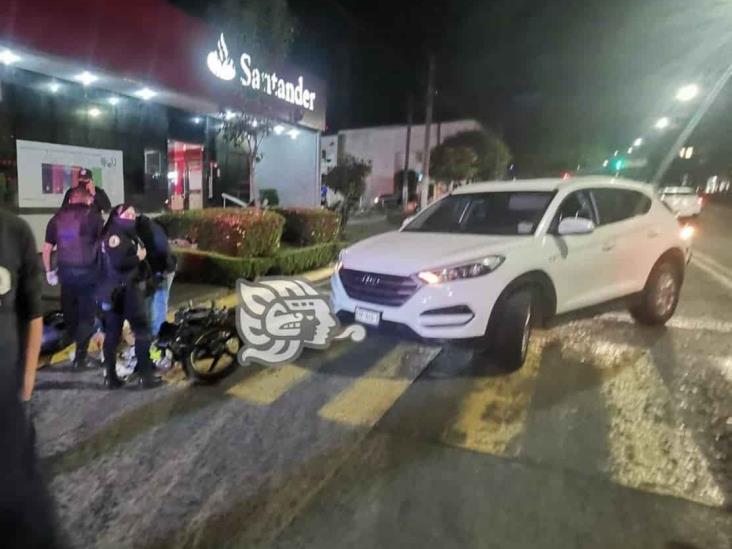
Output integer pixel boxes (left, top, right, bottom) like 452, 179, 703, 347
172, 0, 732, 177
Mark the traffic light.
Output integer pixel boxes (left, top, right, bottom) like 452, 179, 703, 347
612, 158, 624, 171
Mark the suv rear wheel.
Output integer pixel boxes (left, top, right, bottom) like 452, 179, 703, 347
630, 260, 682, 325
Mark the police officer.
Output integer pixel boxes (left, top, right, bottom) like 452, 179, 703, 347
62, 168, 111, 214
0, 209, 61, 548
43, 186, 103, 369
136, 214, 177, 337
98, 204, 162, 389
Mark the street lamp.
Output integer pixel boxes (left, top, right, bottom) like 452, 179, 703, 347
633, 137, 643, 147
676, 84, 700, 102
655, 117, 670, 130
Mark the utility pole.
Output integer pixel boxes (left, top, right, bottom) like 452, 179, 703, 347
420, 54, 435, 210
402, 95, 413, 210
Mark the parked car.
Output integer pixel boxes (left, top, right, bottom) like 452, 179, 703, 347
373, 193, 400, 209
332, 177, 691, 370
658, 186, 704, 218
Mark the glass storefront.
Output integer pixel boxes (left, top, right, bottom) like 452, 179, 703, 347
0, 65, 249, 213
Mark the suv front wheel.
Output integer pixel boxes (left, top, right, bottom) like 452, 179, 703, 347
490, 288, 535, 371
630, 260, 682, 325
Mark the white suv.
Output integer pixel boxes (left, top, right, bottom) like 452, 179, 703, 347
331, 177, 692, 369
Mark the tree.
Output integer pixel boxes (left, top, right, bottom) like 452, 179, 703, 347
324, 155, 371, 229
435, 129, 512, 181
211, 0, 297, 204
430, 145, 478, 185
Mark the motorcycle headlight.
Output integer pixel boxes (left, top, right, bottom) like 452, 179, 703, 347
417, 256, 505, 285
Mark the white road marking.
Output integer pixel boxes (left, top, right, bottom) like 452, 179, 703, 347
693, 249, 732, 279
709, 356, 732, 384
601, 350, 726, 507
691, 252, 732, 291
598, 311, 732, 334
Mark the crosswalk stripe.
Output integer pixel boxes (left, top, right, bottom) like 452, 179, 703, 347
440, 341, 543, 457
225, 341, 355, 404
318, 344, 437, 428
226, 364, 312, 405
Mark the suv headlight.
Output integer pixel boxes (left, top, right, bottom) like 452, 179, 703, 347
335, 251, 345, 272
417, 256, 505, 285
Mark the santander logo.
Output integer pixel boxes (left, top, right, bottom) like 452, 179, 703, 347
206, 33, 317, 112
207, 34, 236, 81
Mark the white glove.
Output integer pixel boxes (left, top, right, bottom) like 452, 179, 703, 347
46, 270, 59, 286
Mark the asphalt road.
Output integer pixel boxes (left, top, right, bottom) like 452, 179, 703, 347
33, 208, 732, 549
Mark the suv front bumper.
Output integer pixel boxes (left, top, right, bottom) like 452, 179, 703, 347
330, 272, 502, 339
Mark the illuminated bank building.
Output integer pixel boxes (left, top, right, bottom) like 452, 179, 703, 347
0, 0, 326, 244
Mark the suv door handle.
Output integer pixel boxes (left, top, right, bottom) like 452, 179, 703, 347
647, 229, 660, 238
602, 241, 615, 251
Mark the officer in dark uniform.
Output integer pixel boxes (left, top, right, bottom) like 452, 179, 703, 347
62, 168, 111, 214
43, 186, 103, 369
98, 204, 162, 389
0, 209, 61, 548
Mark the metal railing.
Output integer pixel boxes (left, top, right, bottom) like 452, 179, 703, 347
221, 193, 248, 208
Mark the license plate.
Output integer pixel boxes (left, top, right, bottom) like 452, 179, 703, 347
355, 307, 381, 327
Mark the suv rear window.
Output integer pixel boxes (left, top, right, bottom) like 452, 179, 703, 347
591, 189, 651, 225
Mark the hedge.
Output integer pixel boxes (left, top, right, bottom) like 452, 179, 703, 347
174, 242, 342, 286
277, 208, 341, 246
157, 208, 284, 258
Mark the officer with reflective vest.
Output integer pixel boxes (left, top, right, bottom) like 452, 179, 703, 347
98, 204, 162, 389
42, 186, 103, 369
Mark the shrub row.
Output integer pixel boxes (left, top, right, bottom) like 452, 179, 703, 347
156, 208, 285, 258
157, 207, 340, 257
173, 242, 342, 286
277, 208, 341, 246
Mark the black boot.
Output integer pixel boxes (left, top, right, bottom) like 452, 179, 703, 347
104, 365, 124, 389
73, 335, 94, 369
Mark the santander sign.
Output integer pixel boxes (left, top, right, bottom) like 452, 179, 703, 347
207, 34, 317, 112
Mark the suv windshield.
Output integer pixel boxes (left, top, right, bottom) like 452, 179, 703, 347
403, 192, 554, 236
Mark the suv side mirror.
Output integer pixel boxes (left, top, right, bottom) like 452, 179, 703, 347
401, 215, 415, 229
557, 217, 595, 236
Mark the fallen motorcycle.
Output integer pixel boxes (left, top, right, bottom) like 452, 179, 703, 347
155, 301, 242, 383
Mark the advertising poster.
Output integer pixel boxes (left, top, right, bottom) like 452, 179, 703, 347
16, 140, 124, 208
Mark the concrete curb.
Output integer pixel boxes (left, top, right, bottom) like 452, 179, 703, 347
300, 263, 335, 283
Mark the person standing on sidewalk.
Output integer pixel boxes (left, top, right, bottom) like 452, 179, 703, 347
0, 209, 62, 547
98, 204, 162, 389
61, 168, 111, 214
42, 186, 104, 369
136, 214, 177, 338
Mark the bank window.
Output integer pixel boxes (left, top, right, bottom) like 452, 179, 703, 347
591, 189, 651, 225
145, 149, 162, 177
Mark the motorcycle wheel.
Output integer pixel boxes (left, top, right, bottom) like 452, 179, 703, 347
185, 327, 241, 383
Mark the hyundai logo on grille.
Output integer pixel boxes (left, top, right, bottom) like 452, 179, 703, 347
361, 274, 381, 286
